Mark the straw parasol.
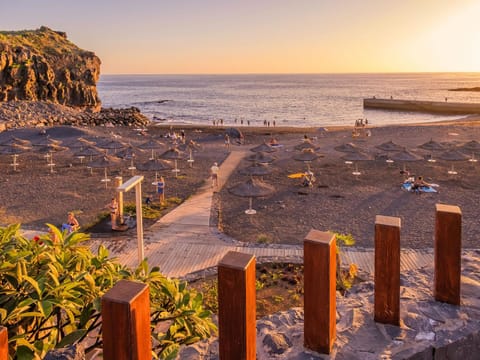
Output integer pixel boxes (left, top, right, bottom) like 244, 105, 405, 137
334, 142, 362, 153
293, 148, 322, 162
389, 149, 422, 162
461, 140, 480, 152
138, 138, 165, 159
389, 148, 422, 174
341, 151, 372, 176
73, 146, 104, 163
294, 140, 318, 151
239, 162, 272, 177
0, 143, 31, 171
65, 137, 95, 149
0, 136, 31, 147
246, 151, 276, 164
95, 139, 126, 154
228, 177, 275, 215
87, 155, 123, 187
137, 158, 172, 183
159, 147, 186, 177
177, 140, 201, 167
438, 149, 470, 174
37, 144, 69, 173
376, 140, 403, 152
32, 136, 62, 147
250, 142, 277, 153
418, 139, 446, 152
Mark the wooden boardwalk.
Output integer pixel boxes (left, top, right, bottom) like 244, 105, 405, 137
88, 148, 437, 279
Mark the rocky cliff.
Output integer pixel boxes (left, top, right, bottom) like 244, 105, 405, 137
0, 26, 101, 108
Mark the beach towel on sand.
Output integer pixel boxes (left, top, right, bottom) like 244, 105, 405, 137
402, 183, 438, 193
288, 173, 305, 179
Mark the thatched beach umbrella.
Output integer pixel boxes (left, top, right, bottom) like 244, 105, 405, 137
0, 143, 31, 171
250, 142, 276, 153
87, 155, 123, 187
65, 137, 95, 150
177, 140, 201, 167
390, 149, 422, 162
390, 148, 422, 174
32, 136, 62, 147
159, 147, 186, 177
0, 136, 31, 147
239, 162, 272, 177
247, 151, 275, 164
418, 139, 446, 152
116, 145, 142, 174
37, 144, 69, 173
228, 177, 275, 215
138, 138, 165, 159
95, 139, 126, 154
293, 148, 322, 162
438, 149, 470, 174
342, 151, 372, 176
376, 140, 403, 152
137, 158, 172, 183
460, 140, 480, 160
334, 142, 362, 153
294, 140, 318, 151
73, 146, 104, 163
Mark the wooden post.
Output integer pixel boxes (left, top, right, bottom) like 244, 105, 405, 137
0, 327, 8, 360
374, 215, 401, 326
135, 181, 144, 263
218, 251, 256, 360
304, 230, 336, 354
115, 176, 124, 224
435, 204, 462, 305
102, 280, 151, 360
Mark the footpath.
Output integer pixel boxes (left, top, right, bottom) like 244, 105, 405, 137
85, 148, 438, 278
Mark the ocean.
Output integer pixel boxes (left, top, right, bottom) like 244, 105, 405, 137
97, 73, 480, 128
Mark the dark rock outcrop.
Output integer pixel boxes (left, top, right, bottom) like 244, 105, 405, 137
0, 101, 150, 131
0, 26, 101, 109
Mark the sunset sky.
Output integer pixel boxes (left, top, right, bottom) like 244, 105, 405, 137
2, 0, 479, 74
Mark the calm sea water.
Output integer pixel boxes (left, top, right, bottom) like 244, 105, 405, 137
97, 73, 480, 127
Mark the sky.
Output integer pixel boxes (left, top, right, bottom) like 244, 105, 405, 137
1, 0, 479, 74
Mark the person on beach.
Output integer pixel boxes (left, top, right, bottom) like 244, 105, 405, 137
157, 176, 165, 203
224, 134, 230, 150
107, 198, 119, 230
411, 176, 429, 194
61, 212, 80, 233
211, 162, 219, 188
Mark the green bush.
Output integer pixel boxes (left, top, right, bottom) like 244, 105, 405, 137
0, 224, 216, 359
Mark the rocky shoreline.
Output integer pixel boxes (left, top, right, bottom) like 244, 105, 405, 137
0, 100, 150, 131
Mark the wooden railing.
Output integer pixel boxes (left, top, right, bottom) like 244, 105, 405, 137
0, 204, 463, 359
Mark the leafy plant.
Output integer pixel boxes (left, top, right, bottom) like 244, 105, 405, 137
256, 233, 272, 244
0, 224, 216, 359
332, 231, 358, 293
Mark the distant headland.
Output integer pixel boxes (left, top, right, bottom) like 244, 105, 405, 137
0, 27, 150, 130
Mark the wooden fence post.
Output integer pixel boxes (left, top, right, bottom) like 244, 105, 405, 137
375, 215, 401, 326
102, 280, 151, 360
0, 327, 8, 360
115, 176, 124, 224
218, 251, 256, 360
435, 204, 462, 305
304, 230, 336, 354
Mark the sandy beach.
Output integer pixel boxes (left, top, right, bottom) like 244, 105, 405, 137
1, 118, 480, 249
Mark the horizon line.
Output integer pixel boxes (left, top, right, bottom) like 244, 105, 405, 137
100, 71, 480, 76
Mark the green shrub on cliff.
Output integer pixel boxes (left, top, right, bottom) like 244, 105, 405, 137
0, 224, 216, 359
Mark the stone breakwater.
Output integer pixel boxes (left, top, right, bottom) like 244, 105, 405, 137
0, 101, 150, 131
